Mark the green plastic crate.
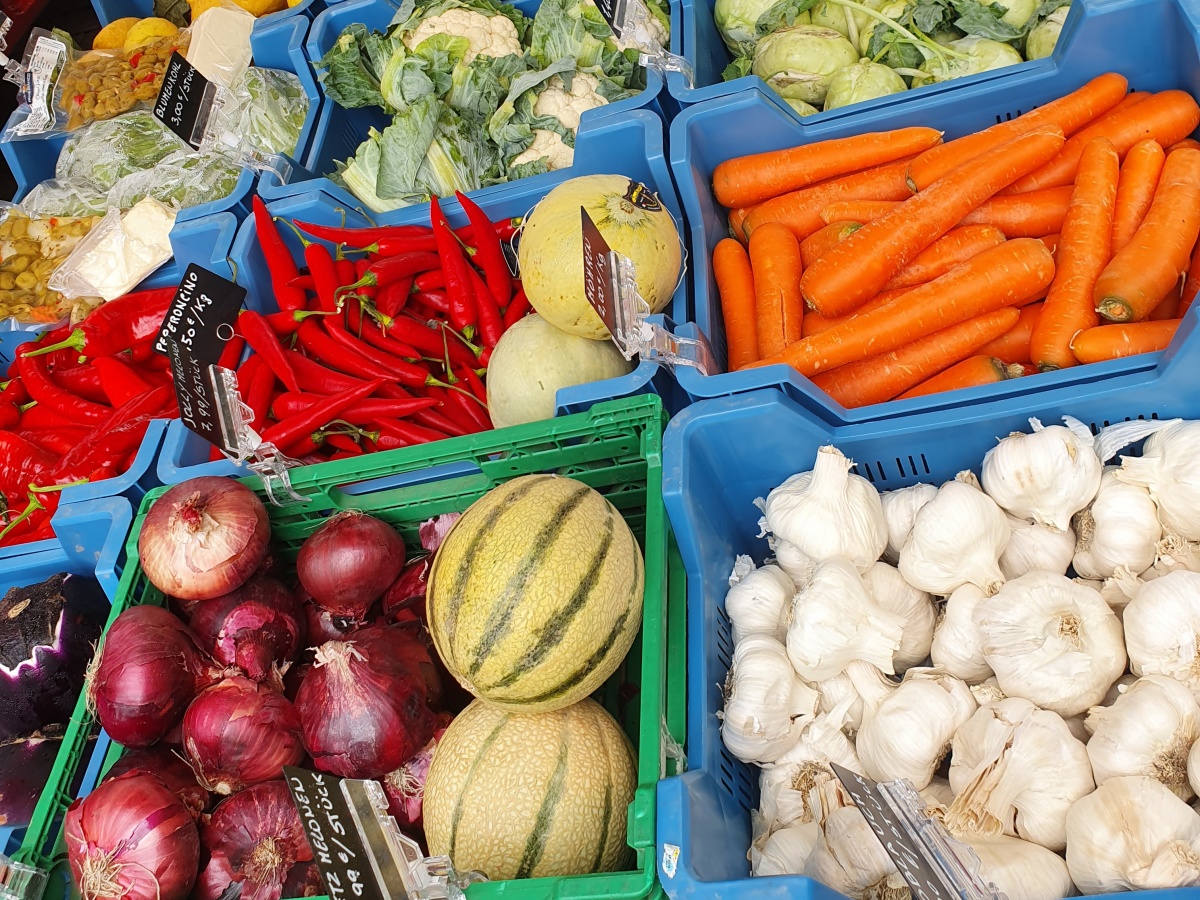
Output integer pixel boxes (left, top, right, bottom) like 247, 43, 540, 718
14, 395, 686, 900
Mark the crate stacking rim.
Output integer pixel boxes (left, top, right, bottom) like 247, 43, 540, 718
668, 0, 1200, 425
655, 311, 1200, 900
17, 394, 685, 900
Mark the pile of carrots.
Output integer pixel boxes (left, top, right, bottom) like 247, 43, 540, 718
711, 72, 1200, 409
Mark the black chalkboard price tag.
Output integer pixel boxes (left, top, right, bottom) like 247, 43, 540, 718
580, 207, 621, 340
154, 264, 244, 449
591, 0, 630, 37
152, 52, 214, 149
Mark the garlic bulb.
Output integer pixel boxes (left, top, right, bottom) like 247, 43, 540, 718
880, 483, 938, 564
921, 777, 956, 809
974, 572, 1126, 717
1085, 675, 1200, 799
786, 558, 905, 681
817, 661, 897, 736
757, 446, 887, 571
856, 667, 977, 789
899, 472, 1011, 596
771, 538, 816, 587
951, 833, 1074, 900
1063, 715, 1090, 744
1100, 673, 1138, 708
930, 585, 994, 685
726, 557, 794, 644
721, 635, 820, 764
999, 514, 1075, 580
1065, 775, 1200, 893
980, 416, 1102, 532
969, 676, 1006, 706
1147, 533, 1200, 578
863, 561, 935, 671
750, 821, 821, 877
946, 697, 1094, 851
1121, 570, 1200, 698
1115, 420, 1200, 541
804, 806, 904, 900
1073, 469, 1161, 579
1189, 737, 1200, 798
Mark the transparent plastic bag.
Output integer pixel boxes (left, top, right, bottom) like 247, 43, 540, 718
56, 110, 191, 190
206, 66, 309, 159
0, 203, 99, 323
105, 150, 243, 210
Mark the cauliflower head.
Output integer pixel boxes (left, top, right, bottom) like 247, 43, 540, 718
511, 128, 574, 170
406, 8, 522, 62
532, 71, 608, 131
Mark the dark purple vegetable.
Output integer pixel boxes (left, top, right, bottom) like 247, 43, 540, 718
0, 732, 63, 826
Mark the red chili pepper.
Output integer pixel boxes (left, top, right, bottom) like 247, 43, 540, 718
410, 290, 450, 314
52, 388, 171, 484
254, 197, 307, 313
271, 392, 437, 421
128, 336, 156, 365
413, 270, 445, 292
324, 433, 365, 456
372, 416, 450, 446
22, 287, 177, 359
0, 432, 56, 497
18, 403, 73, 431
465, 266, 503, 349
91, 357, 154, 407
503, 287, 532, 330
236, 353, 264, 395
446, 386, 491, 433
385, 317, 478, 368
336, 252, 441, 303
0, 403, 17, 430
260, 379, 384, 450
240, 310, 302, 394
284, 350, 367, 394
48, 364, 109, 405
293, 221, 433, 245
218, 335, 246, 371
358, 323, 422, 361
247, 364, 276, 433
321, 320, 432, 388
377, 277, 414, 319
20, 427, 89, 457
351, 259, 377, 303
455, 364, 487, 404
496, 217, 522, 241
408, 402, 469, 437
1, 379, 29, 406
17, 353, 110, 424
424, 385, 478, 434
288, 275, 315, 292
430, 198, 477, 335
456, 191, 512, 310
306, 243, 342, 314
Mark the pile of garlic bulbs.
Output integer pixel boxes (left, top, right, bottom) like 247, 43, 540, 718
724, 417, 1200, 900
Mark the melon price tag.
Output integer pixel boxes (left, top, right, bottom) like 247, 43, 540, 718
829, 764, 1005, 900
580, 206, 715, 375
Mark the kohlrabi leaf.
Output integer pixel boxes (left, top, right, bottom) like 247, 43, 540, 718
754, 0, 820, 36
722, 53, 755, 80
951, 0, 1025, 40
529, 0, 635, 84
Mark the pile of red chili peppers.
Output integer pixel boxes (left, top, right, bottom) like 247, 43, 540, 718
0, 287, 182, 547
232, 193, 526, 463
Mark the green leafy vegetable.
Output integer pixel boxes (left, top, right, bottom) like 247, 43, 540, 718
154, 0, 191, 27
529, 0, 638, 85
317, 24, 395, 110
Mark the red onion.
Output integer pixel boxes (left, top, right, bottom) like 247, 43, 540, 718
183, 677, 305, 795
139, 477, 271, 602
297, 511, 405, 620
383, 713, 452, 835
301, 595, 366, 644
90, 606, 221, 747
381, 557, 430, 626
65, 770, 199, 900
295, 626, 437, 778
282, 862, 324, 897
194, 852, 239, 900
283, 660, 312, 703
103, 747, 210, 819
203, 781, 313, 900
190, 578, 304, 681
419, 513, 460, 552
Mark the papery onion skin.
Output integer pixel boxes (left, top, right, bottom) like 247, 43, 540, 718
282, 862, 324, 898
382, 557, 431, 626
383, 713, 452, 834
204, 781, 313, 900
91, 605, 221, 747
297, 511, 405, 620
193, 852, 240, 900
191, 578, 304, 682
103, 746, 211, 819
65, 771, 200, 900
183, 677, 305, 795
139, 477, 271, 602
296, 626, 438, 778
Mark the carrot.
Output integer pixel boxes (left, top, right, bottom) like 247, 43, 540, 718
742, 157, 918, 241
882, 225, 1007, 291
1006, 91, 1200, 193
1181, 233, 1200, 316
799, 130, 1065, 317
802, 288, 916, 336
1040, 233, 1061, 255
753, 238, 1055, 376
961, 186, 1074, 237
799, 221, 862, 269
978, 301, 1044, 364
1095, 148, 1200, 323
713, 238, 759, 370
811, 309, 1020, 408
1071, 319, 1180, 363
1169, 138, 1200, 153
712, 127, 943, 209
904, 73, 1130, 193
1030, 138, 1119, 370
897, 354, 1022, 400
749, 224, 804, 358
1111, 139, 1166, 255
1148, 282, 1183, 320
728, 207, 751, 242
820, 200, 898, 225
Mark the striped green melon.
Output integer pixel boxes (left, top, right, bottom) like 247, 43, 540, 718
423, 698, 637, 880
426, 473, 644, 712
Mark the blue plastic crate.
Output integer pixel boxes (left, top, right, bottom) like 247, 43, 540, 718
656, 311, 1200, 899
90, 0, 325, 30
2, 15, 321, 220
158, 110, 687, 483
669, 36, 1200, 426
256, 0, 668, 208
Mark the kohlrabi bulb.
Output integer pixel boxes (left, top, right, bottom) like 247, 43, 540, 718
912, 36, 1023, 86
714, 0, 797, 53
823, 60, 906, 110
1025, 6, 1069, 59
752, 25, 859, 106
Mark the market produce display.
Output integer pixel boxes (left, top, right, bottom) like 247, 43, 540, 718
715, 0, 1070, 115
314, 0, 670, 211
721, 417, 1200, 896
711, 73, 1200, 407
0, 210, 99, 324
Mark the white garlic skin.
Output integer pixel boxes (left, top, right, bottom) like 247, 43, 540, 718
981, 419, 1102, 532
931, 585, 994, 685
899, 473, 1011, 596
804, 806, 899, 898
1146, 533, 1200, 579
1065, 775, 1200, 893
725, 560, 794, 644
1115, 420, 1200, 541
750, 821, 821, 877
758, 714, 861, 832
920, 777, 956, 810
1000, 514, 1076, 580
880, 483, 937, 564
1189, 736, 1200, 798
974, 571, 1126, 717
1121, 569, 1200, 700
863, 561, 935, 671
721, 635, 819, 764
1072, 468, 1161, 579
771, 538, 816, 588
969, 676, 1006, 706
952, 833, 1074, 900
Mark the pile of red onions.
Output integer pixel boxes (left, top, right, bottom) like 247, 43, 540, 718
190, 577, 304, 682
203, 781, 313, 900
297, 511, 405, 621
103, 746, 211, 819
383, 713, 453, 834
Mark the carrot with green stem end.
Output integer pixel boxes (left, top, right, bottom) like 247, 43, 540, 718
1111, 139, 1166, 255
713, 238, 759, 370
713, 127, 943, 209
978, 302, 1043, 364
811, 308, 1020, 407
882, 225, 1006, 291
801, 288, 915, 336
800, 129, 1065, 317
752, 237, 1054, 376
749, 224, 804, 357
1072, 319, 1180, 362
897, 354, 1022, 400
1031, 138, 1119, 370
800, 222, 861, 268
1095, 148, 1200, 323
